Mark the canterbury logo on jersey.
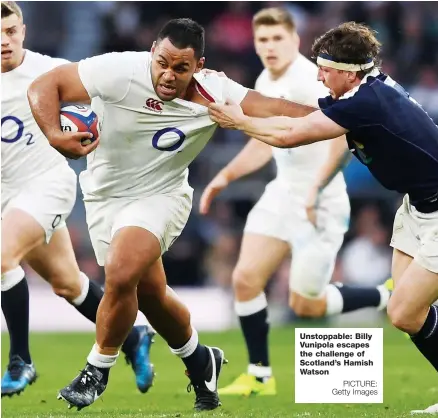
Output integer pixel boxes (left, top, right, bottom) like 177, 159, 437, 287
144, 98, 164, 112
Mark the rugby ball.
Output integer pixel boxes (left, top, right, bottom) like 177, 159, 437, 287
60, 105, 98, 145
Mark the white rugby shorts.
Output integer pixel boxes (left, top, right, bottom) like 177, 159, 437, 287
84, 188, 193, 266
1, 163, 77, 243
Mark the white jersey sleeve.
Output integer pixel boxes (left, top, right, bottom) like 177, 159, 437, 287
78, 52, 138, 103
221, 76, 249, 104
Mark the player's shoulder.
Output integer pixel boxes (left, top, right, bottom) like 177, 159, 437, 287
24, 49, 69, 71
84, 50, 150, 65
289, 54, 318, 77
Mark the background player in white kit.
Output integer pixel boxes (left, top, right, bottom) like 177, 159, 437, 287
200, 8, 391, 396
27, 18, 327, 411
1, 1, 155, 397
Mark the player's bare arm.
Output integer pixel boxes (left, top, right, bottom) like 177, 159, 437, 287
241, 89, 316, 119
199, 139, 272, 214
27, 63, 98, 159
209, 101, 347, 148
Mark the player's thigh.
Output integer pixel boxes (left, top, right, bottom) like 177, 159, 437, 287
233, 232, 290, 291
104, 191, 193, 286
1, 208, 46, 271
391, 248, 413, 286
241, 201, 292, 288
390, 196, 417, 286
24, 226, 80, 289
1, 165, 77, 271
289, 195, 348, 299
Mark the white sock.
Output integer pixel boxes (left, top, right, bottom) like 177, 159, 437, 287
234, 293, 268, 317
376, 284, 390, 311
87, 344, 119, 368
248, 363, 272, 379
325, 284, 344, 316
1, 266, 25, 291
169, 327, 198, 358
71, 272, 90, 306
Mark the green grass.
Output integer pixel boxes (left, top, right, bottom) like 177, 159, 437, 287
1, 327, 437, 417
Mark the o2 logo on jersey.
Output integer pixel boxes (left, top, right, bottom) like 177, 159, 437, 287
1, 116, 35, 145
152, 127, 186, 152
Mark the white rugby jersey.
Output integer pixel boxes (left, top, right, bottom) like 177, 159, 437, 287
1, 50, 69, 187
255, 54, 346, 194
77, 51, 248, 199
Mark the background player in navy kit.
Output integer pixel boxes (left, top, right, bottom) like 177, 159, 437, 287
209, 21, 438, 414
1, 1, 155, 397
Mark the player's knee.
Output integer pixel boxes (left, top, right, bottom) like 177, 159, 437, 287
289, 292, 325, 318
104, 262, 140, 294
1, 248, 19, 274
232, 267, 261, 300
387, 299, 424, 334
52, 282, 81, 302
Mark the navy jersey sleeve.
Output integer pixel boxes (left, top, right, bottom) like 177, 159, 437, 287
318, 85, 382, 131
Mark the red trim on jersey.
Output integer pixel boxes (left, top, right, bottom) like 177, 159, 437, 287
195, 81, 215, 103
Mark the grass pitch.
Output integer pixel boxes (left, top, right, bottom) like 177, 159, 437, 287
1, 326, 437, 417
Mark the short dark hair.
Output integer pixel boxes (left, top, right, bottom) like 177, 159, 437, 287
156, 18, 205, 59
312, 22, 382, 78
1, 1, 23, 20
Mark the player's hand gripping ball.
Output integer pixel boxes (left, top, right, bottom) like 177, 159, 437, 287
60, 105, 98, 145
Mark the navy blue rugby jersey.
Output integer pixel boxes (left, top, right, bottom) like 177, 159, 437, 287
318, 70, 438, 210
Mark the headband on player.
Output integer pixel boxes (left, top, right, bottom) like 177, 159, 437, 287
317, 53, 374, 71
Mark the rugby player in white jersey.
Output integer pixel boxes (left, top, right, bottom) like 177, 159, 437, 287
27, 17, 331, 411
200, 8, 390, 396
1, 1, 155, 398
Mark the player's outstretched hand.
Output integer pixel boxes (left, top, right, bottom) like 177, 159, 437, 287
199, 173, 230, 215
49, 131, 100, 160
208, 100, 246, 130
305, 185, 320, 228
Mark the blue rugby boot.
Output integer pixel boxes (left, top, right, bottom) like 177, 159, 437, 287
1, 355, 37, 397
124, 325, 156, 393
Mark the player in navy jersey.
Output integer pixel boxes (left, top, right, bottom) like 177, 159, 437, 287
209, 21, 438, 414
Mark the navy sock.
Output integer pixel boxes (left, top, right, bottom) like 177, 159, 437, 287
336, 283, 381, 313
239, 308, 270, 367
411, 305, 438, 371
2, 278, 31, 364
74, 280, 103, 323
181, 343, 209, 376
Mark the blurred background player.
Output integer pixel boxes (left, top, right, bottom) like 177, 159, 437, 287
200, 8, 391, 396
208, 21, 438, 415
1, 1, 155, 397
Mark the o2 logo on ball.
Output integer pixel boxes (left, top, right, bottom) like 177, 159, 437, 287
152, 127, 186, 152
1, 116, 35, 145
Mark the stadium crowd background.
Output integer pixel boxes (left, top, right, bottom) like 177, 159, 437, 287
17, 1, 438, 319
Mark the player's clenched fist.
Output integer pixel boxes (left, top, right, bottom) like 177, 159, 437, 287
49, 131, 99, 160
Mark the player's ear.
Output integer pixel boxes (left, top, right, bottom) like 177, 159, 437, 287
195, 57, 205, 73
151, 41, 156, 54
22, 23, 26, 39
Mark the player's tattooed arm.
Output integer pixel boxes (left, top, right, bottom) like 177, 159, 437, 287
209, 101, 348, 148
28, 63, 97, 159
